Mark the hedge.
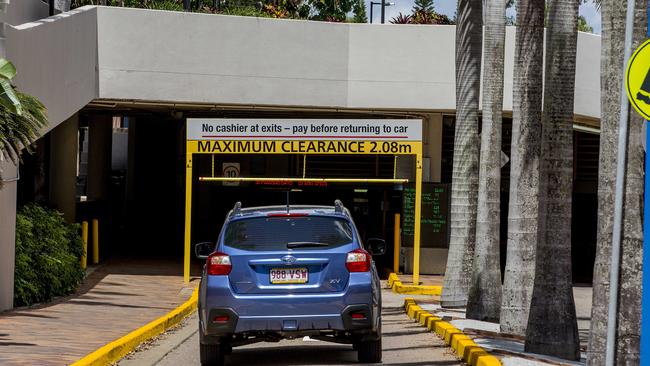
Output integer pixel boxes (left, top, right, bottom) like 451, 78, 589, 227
14, 203, 85, 307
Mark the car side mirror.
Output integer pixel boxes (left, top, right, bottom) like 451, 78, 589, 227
195, 242, 214, 260
367, 238, 386, 256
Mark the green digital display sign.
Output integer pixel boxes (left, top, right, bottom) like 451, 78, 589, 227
402, 183, 449, 249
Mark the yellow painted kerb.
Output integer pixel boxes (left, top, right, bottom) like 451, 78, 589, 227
388, 273, 442, 296
403, 298, 501, 366
70, 287, 198, 366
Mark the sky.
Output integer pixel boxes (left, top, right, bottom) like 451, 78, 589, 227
368, 0, 602, 34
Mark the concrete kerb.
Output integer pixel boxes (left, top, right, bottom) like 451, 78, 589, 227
70, 287, 199, 366
402, 297, 501, 366
388, 272, 442, 296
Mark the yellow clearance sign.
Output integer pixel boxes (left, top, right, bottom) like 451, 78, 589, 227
188, 140, 419, 155
186, 118, 423, 155
183, 118, 425, 286
626, 39, 650, 119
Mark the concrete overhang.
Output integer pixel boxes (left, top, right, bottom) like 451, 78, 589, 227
6, 6, 601, 133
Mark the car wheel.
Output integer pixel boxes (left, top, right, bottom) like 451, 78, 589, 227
357, 337, 382, 363
200, 341, 225, 366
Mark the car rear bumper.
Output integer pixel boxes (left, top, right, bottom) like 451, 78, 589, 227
200, 273, 376, 337
204, 304, 372, 335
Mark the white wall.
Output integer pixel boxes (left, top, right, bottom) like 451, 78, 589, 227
96, 7, 601, 119
97, 8, 351, 107
7, 7, 98, 135
0, 0, 48, 26
7, 6, 601, 134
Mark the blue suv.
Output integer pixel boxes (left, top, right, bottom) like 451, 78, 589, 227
195, 200, 385, 365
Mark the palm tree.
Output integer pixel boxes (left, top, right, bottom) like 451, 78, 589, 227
440, 0, 482, 308
0, 59, 47, 187
465, 0, 505, 322
587, 0, 647, 364
524, 0, 580, 359
499, 0, 545, 336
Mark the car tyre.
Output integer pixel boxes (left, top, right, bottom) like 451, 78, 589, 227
200, 342, 225, 366
357, 337, 382, 363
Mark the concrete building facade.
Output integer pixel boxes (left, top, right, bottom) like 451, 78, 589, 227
0, 1, 601, 310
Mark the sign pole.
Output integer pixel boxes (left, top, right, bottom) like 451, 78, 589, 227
642, 113, 650, 365
640, 3, 650, 363
183, 152, 193, 284
605, 0, 637, 363
412, 151, 423, 285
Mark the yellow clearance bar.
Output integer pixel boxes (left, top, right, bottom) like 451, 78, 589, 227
187, 140, 421, 155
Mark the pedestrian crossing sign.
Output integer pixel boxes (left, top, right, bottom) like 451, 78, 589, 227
626, 38, 650, 120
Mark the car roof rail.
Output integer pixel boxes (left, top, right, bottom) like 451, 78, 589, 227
334, 199, 344, 214
232, 201, 242, 216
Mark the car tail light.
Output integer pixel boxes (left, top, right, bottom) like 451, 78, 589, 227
351, 312, 367, 320
213, 315, 230, 323
207, 252, 232, 275
346, 249, 370, 272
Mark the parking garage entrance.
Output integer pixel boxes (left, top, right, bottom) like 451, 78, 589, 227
183, 119, 424, 284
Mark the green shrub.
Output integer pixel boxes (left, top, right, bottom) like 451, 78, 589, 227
14, 204, 85, 307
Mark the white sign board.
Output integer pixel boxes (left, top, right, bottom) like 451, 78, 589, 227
187, 119, 422, 141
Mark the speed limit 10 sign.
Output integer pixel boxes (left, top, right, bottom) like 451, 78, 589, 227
222, 163, 240, 186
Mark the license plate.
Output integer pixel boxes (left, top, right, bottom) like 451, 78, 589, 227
270, 268, 308, 284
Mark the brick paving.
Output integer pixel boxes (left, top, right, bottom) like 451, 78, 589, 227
0, 258, 199, 366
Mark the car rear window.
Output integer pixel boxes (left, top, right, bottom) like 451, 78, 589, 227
223, 216, 354, 251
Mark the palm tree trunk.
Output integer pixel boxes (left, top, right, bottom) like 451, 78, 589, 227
524, 0, 580, 360
465, 0, 505, 322
440, 0, 483, 308
499, 0, 545, 336
587, 0, 647, 364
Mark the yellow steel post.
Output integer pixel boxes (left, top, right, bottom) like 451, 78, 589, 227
393, 156, 398, 179
413, 152, 423, 285
393, 213, 401, 274
92, 219, 99, 264
184, 153, 193, 284
81, 221, 88, 270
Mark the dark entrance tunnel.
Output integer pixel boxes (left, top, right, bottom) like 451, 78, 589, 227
189, 153, 406, 273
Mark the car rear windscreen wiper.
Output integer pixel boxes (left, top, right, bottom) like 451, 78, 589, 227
286, 241, 330, 248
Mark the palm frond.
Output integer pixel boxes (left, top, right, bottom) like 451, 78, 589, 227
0, 89, 47, 187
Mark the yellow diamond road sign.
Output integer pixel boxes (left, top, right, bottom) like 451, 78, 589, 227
627, 38, 650, 120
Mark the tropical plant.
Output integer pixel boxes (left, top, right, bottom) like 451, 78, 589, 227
440, 0, 482, 308
524, 0, 580, 359
352, 0, 368, 22
465, 0, 505, 323
411, 10, 451, 24
217, 5, 265, 17
577, 15, 593, 32
587, 0, 647, 364
143, 0, 184, 10
0, 59, 47, 187
263, 3, 289, 17
14, 203, 85, 307
390, 13, 412, 24
308, 0, 353, 21
500, 0, 545, 336
0, 60, 21, 116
